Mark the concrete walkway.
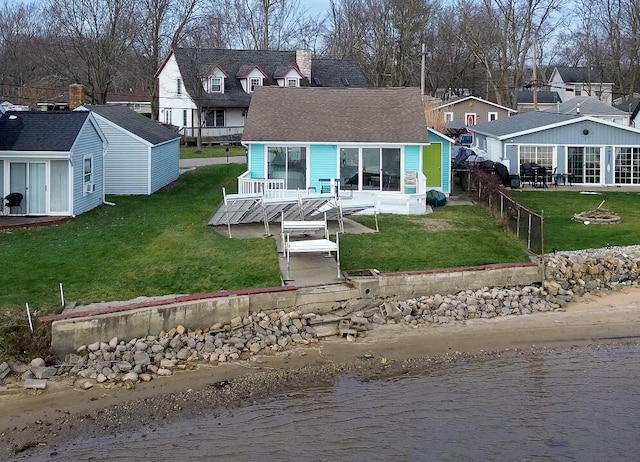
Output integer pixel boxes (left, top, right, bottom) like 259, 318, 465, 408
210, 219, 376, 288
180, 156, 246, 174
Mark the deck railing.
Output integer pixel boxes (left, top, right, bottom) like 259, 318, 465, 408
238, 173, 286, 198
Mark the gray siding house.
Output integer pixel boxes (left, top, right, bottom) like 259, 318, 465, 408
0, 111, 107, 217
79, 105, 181, 195
472, 111, 640, 186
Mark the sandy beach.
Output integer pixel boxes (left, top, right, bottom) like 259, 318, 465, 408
2, 287, 640, 458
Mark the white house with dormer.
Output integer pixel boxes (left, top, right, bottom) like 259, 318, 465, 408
155, 48, 369, 143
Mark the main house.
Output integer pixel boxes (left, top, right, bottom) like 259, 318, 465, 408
240, 86, 433, 214
0, 110, 107, 217
471, 111, 640, 186
155, 48, 369, 143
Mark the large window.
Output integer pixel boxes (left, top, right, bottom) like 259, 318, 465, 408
267, 146, 307, 190
339, 147, 401, 192
520, 145, 553, 169
568, 146, 601, 184
615, 147, 640, 184
203, 109, 224, 127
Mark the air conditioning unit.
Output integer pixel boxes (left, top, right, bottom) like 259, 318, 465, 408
84, 183, 95, 194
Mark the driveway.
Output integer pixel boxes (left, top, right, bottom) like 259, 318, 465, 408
180, 156, 246, 174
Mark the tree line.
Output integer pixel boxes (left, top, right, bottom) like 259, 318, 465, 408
0, 0, 638, 119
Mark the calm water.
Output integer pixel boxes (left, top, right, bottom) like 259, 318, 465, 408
21, 344, 640, 461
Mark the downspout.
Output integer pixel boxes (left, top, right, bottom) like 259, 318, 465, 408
101, 135, 115, 206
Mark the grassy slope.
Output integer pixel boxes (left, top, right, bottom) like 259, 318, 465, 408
512, 190, 640, 252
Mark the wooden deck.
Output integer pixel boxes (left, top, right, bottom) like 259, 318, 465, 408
0, 216, 70, 231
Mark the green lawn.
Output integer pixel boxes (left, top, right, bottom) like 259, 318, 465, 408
512, 190, 640, 252
180, 144, 246, 159
0, 166, 532, 315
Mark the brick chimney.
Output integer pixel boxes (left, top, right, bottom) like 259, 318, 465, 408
296, 49, 312, 82
69, 83, 84, 109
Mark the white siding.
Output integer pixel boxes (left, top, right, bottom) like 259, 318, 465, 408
157, 53, 197, 128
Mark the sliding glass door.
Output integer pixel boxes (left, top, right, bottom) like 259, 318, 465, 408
339, 147, 401, 192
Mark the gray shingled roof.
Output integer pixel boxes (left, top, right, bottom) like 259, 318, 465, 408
242, 87, 428, 144
85, 105, 180, 145
554, 66, 613, 83
542, 96, 627, 117
517, 90, 559, 104
0, 111, 91, 151
613, 97, 640, 118
472, 111, 578, 138
173, 48, 368, 109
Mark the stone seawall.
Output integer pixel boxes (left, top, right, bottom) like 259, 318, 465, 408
17, 248, 640, 390
47, 262, 541, 357
543, 245, 640, 295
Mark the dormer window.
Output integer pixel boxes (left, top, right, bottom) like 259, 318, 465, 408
209, 76, 222, 93
250, 77, 262, 92
287, 78, 298, 87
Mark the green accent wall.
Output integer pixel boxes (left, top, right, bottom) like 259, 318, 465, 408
423, 143, 442, 187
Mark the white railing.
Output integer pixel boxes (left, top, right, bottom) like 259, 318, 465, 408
181, 126, 244, 139
417, 171, 427, 194
238, 173, 286, 196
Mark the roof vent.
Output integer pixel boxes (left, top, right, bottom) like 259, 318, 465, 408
341, 77, 350, 86
313, 76, 323, 86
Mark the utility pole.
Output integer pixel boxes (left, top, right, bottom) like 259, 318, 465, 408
532, 34, 538, 110
421, 43, 426, 100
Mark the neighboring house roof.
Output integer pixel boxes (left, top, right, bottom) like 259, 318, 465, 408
543, 96, 627, 117
106, 91, 151, 104
552, 66, 614, 84
436, 95, 517, 113
242, 87, 428, 144
168, 48, 368, 108
80, 105, 180, 145
474, 111, 640, 140
517, 90, 559, 104
614, 97, 640, 118
472, 111, 578, 138
0, 111, 91, 151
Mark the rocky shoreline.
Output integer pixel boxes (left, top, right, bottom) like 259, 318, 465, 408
3, 245, 640, 393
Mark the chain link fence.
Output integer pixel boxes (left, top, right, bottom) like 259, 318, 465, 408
469, 168, 544, 256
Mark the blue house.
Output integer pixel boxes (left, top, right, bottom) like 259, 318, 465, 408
241, 87, 431, 214
472, 111, 640, 186
424, 127, 453, 196
78, 105, 181, 195
0, 110, 107, 217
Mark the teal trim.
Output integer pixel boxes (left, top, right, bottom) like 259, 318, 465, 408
249, 144, 265, 178
404, 145, 420, 172
309, 145, 337, 192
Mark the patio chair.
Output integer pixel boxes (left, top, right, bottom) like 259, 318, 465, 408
4, 192, 23, 214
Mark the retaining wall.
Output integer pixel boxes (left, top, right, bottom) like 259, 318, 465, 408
46, 262, 542, 357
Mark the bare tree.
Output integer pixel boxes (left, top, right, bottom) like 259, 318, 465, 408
132, 0, 202, 119
457, 0, 563, 107
0, 1, 48, 103
44, 0, 138, 104
325, 0, 432, 87
217, 0, 323, 50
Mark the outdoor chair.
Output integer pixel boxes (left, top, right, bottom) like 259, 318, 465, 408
4, 192, 23, 214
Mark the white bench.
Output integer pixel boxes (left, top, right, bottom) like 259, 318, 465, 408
280, 211, 329, 251
281, 212, 341, 279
